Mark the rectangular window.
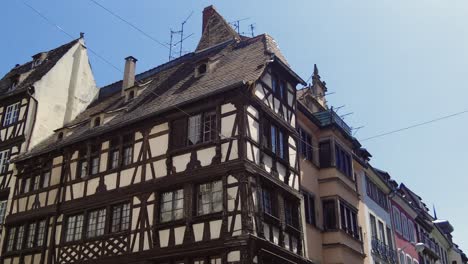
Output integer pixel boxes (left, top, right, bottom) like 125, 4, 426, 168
407, 220, 414, 242
188, 114, 202, 145
262, 187, 273, 215
270, 125, 277, 154
3, 102, 20, 126
122, 134, 134, 166
378, 220, 386, 244
386, 227, 393, 249
370, 214, 377, 238
65, 214, 84, 242
285, 200, 299, 227
323, 199, 337, 230
36, 220, 46, 247
87, 208, 106, 238
32, 175, 40, 191
6, 227, 16, 252
392, 206, 401, 233
16, 225, 24, 250
202, 111, 217, 142
299, 128, 313, 161
366, 176, 388, 210
0, 200, 7, 225
26, 222, 36, 248
89, 144, 100, 175
335, 144, 352, 178
198, 180, 223, 215
42, 171, 50, 188
319, 141, 332, 167
23, 177, 31, 193
0, 149, 10, 174
77, 148, 88, 178
160, 189, 184, 223
401, 213, 408, 239
303, 192, 316, 226
108, 138, 120, 170
278, 130, 285, 159
111, 203, 131, 232
339, 202, 359, 239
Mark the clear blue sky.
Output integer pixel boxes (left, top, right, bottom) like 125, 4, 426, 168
2, 0, 467, 249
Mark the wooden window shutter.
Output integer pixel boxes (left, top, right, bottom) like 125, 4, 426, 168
319, 141, 332, 168
171, 118, 187, 149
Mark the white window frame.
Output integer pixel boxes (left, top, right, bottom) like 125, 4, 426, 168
3, 102, 20, 127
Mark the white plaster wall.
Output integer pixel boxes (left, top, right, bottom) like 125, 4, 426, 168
28, 40, 98, 149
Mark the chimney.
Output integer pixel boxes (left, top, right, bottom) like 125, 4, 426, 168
122, 56, 137, 95
202, 5, 216, 34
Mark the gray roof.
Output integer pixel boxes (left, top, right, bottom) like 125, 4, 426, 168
0, 38, 80, 98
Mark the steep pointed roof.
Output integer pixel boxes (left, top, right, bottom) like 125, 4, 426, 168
196, 5, 240, 51
0, 38, 81, 98
15, 7, 305, 162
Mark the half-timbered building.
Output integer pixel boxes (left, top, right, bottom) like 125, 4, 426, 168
0, 36, 97, 243
1, 6, 312, 264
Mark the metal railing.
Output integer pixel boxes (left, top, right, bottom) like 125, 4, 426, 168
313, 109, 352, 136
371, 237, 398, 263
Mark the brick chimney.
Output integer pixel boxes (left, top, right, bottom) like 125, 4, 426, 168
122, 56, 137, 95
202, 5, 216, 34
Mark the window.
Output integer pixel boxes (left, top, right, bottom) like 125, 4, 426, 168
16, 225, 24, 250
323, 199, 337, 230
386, 227, 393, 249
122, 134, 134, 166
93, 117, 101, 127
0, 149, 10, 174
299, 128, 313, 161
401, 213, 408, 239
36, 220, 46, 247
26, 222, 36, 248
77, 148, 88, 178
42, 171, 50, 188
370, 214, 377, 239
23, 178, 31, 193
65, 214, 83, 242
160, 189, 184, 222
335, 143, 352, 178
197, 63, 207, 75
0, 200, 7, 225
108, 138, 120, 170
197, 180, 223, 215
284, 200, 299, 227
319, 141, 332, 167
87, 208, 106, 238
3, 102, 20, 126
366, 176, 389, 210
303, 192, 316, 226
378, 221, 386, 244
90, 144, 100, 175
32, 175, 40, 191
186, 111, 217, 146
6, 227, 16, 251
262, 187, 273, 215
392, 206, 401, 234
407, 220, 415, 242
262, 120, 287, 160
340, 202, 359, 239
111, 203, 131, 232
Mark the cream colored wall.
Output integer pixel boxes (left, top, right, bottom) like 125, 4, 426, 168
28, 39, 98, 149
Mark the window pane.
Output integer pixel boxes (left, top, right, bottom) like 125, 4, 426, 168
27, 222, 36, 248
37, 220, 46, 247
188, 114, 202, 145
7, 227, 16, 251
16, 225, 24, 250
0, 200, 7, 225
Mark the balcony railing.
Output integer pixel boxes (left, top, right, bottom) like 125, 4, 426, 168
313, 109, 352, 136
371, 237, 398, 264
419, 233, 440, 259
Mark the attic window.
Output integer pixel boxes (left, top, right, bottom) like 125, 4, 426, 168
57, 132, 64, 141
195, 62, 208, 77
8, 77, 19, 92
128, 90, 135, 100
93, 117, 101, 127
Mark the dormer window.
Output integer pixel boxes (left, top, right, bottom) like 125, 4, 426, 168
33, 60, 42, 68
195, 61, 209, 77
8, 76, 19, 92
94, 117, 101, 127
57, 132, 64, 141
125, 88, 137, 102
128, 90, 135, 100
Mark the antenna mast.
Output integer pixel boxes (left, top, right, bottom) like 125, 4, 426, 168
168, 11, 194, 61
